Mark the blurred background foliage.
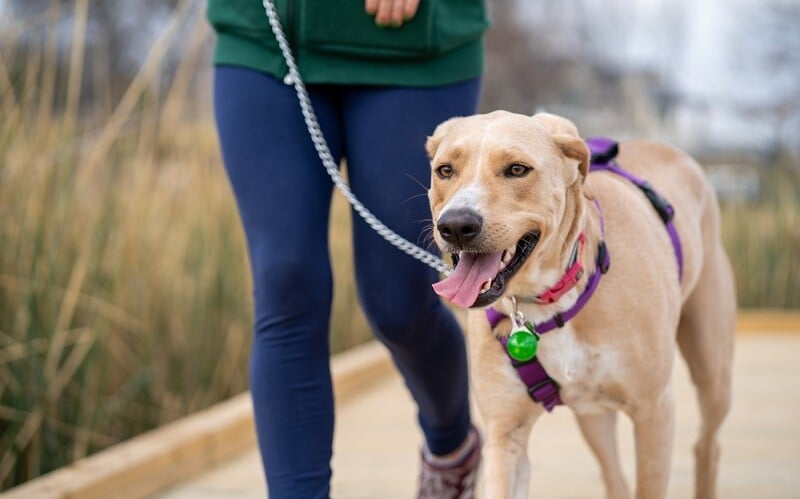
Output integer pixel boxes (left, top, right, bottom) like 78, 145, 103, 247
0, 0, 798, 490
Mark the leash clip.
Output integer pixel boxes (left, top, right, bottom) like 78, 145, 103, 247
510, 296, 526, 330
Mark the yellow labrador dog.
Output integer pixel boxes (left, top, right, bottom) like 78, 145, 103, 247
427, 111, 735, 499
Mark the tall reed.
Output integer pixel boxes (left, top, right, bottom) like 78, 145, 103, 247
720, 166, 800, 308
0, 4, 370, 488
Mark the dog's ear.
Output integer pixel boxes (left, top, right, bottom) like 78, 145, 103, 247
426, 117, 460, 160
532, 112, 580, 136
553, 134, 590, 181
532, 113, 590, 182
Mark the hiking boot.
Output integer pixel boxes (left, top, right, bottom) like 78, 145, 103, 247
417, 426, 481, 499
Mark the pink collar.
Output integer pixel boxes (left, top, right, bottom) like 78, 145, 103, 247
530, 233, 586, 305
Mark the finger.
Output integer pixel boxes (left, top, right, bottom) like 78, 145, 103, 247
390, 0, 405, 26
365, 0, 378, 15
375, 0, 392, 25
403, 0, 420, 20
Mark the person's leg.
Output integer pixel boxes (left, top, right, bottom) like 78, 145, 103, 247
341, 79, 481, 455
214, 66, 343, 499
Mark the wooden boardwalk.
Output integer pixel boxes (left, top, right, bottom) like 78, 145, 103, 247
156, 332, 800, 498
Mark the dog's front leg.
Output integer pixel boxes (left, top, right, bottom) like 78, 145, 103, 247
630, 387, 676, 499
483, 411, 539, 499
467, 312, 541, 498
575, 412, 630, 499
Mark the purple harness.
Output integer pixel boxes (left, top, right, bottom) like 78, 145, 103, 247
485, 137, 683, 411
588, 137, 683, 278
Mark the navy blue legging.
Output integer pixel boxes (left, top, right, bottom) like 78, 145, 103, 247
214, 66, 480, 499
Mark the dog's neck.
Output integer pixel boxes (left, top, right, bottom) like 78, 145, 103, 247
500, 183, 603, 324
556, 184, 596, 277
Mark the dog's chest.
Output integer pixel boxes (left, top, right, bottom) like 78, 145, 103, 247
536, 327, 627, 414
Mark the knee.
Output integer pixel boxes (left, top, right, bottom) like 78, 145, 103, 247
251, 253, 333, 338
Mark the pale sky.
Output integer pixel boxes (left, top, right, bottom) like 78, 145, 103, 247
515, 0, 798, 149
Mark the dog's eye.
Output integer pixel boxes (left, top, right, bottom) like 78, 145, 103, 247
504, 164, 531, 177
436, 164, 454, 179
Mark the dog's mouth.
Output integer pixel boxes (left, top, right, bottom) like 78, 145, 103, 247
432, 231, 540, 308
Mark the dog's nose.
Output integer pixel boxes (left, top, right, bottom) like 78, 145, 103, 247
437, 209, 483, 246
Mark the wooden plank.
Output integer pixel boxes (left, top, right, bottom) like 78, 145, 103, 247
737, 309, 800, 333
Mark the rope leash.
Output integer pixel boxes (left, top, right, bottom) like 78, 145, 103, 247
261, 0, 452, 275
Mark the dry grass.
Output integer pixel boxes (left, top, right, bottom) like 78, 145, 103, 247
0, 1, 797, 491
0, 4, 371, 489
720, 167, 800, 308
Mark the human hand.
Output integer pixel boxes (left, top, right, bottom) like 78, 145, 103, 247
365, 0, 420, 28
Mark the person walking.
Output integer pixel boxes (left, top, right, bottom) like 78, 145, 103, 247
207, 1, 488, 497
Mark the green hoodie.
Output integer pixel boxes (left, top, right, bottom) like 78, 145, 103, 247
207, 0, 488, 87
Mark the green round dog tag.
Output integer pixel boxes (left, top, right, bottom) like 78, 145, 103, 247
506, 328, 539, 362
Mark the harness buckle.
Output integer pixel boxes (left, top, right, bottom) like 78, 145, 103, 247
528, 378, 558, 401
638, 181, 675, 224
597, 241, 610, 274
588, 139, 619, 164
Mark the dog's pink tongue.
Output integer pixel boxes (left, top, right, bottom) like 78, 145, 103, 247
432, 251, 504, 308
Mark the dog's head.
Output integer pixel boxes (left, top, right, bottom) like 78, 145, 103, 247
428, 111, 590, 308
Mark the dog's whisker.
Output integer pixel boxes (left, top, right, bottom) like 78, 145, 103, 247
403, 192, 429, 205
418, 234, 432, 249
417, 225, 436, 248
403, 172, 430, 193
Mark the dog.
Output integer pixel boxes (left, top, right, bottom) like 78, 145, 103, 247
427, 111, 735, 499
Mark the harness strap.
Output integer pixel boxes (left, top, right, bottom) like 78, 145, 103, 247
586, 137, 684, 280
500, 337, 562, 411
487, 311, 561, 409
